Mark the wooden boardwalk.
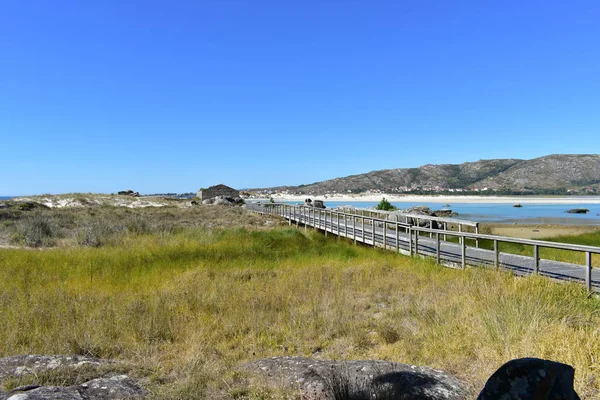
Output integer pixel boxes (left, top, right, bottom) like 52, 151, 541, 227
247, 203, 600, 292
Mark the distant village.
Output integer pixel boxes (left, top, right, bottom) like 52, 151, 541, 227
248, 185, 599, 198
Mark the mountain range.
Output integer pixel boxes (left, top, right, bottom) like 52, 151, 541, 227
264, 154, 600, 195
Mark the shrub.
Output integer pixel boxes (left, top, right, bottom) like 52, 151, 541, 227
375, 198, 397, 211
16, 212, 58, 247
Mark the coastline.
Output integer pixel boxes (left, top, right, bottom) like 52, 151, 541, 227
266, 194, 600, 204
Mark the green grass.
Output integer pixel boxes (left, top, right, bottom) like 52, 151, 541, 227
1, 225, 600, 398
473, 230, 600, 265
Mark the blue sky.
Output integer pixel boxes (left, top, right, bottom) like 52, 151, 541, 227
1, 1, 599, 195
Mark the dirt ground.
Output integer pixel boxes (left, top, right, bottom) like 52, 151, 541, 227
482, 223, 600, 239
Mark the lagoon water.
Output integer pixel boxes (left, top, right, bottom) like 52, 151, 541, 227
283, 200, 600, 225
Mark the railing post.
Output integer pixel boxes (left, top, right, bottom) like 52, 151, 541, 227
533, 245, 539, 274
415, 229, 419, 255
458, 224, 463, 245
475, 224, 479, 248
383, 221, 387, 249
353, 216, 356, 244
586, 251, 592, 292
317, 209, 321, 230
372, 218, 375, 246
371, 218, 375, 247
396, 223, 400, 253
288, 205, 291, 226
304, 207, 307, 231
362, 216, 365, 243
409, 228, 413, 256
494, 239, 499, 270
444, 222, 447, 241
325, 210, 328, 236
460, 235, 466, 269
436, 232, 441, 264
345, 213, 348, 238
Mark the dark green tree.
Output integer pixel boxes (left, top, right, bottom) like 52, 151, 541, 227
376, 197, 397, 211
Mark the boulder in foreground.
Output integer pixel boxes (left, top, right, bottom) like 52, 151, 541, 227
477, 357, 580, 400
0, 355, 146, 400
242, 356, 467, 400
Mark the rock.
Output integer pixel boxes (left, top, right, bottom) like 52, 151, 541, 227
201, 196, 244, 206
212, 196, 235, 206
407, 206, 433, 215
566, 208, 589, 214
0, 355, 146, 400
117, 190, 140, 197
401, 206, 443, 229
0, 355, 110, 382
312, 200, 325, 209
303, 199, 325, 208
190, 200, 199, 206
242, 357, 467, 400
432, 209, 458, 218
3, 375, 146, 400
513, 204, 523, 208
477, 358, 580, 400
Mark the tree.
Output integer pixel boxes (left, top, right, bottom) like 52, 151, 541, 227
376, 197, 397, 211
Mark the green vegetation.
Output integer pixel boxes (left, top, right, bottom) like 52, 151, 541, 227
1, 201, 600, 398
375, 197, 397, 211
472, 230, 600, 265
0, 201, 279, 248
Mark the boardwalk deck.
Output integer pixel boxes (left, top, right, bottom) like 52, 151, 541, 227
247, 203, 600, 291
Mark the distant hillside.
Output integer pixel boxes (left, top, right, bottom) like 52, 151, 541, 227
270, 154, 600, 195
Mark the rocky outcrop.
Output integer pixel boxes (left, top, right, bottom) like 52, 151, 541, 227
242, 357, 467, 400
477, 358, 580, 400
566, 208, 589, 214
304, 199, 326, 208
2, 375, 145, 400
391, 206, 456, 229
117, 190, 140, 197
202, 196, 244, 206
0, 355, 146, 400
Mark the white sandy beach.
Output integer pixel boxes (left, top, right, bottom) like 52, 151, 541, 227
267, 193, 600, 204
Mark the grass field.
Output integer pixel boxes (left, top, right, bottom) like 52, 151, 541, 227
1, 202, 600, 398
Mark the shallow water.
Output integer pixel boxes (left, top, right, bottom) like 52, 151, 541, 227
282, 200, 600, 225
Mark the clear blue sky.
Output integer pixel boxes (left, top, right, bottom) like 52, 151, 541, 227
2, 1, 599, 195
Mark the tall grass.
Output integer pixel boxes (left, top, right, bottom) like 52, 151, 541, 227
0, 227, 599, 398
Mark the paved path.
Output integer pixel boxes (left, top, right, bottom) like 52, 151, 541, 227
248, 204, 600, 291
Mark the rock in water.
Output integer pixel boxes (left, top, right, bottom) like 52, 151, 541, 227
477, 358, 580, 400
242, 357, 467, 400
566, 208, 589, 214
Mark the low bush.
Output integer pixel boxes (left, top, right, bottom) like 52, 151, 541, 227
375, 197, 397, 211
16, 212, 59, 247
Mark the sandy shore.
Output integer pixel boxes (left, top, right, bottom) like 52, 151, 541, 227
482, 223, 600, 239
267, 194, 600, 204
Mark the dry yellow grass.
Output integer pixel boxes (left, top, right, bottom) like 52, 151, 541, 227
0, 217, 599, 398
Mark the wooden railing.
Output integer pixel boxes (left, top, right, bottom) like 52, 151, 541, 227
247, 202, 600, 292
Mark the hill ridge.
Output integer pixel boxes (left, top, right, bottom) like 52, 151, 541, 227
266, 154, 600, 195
